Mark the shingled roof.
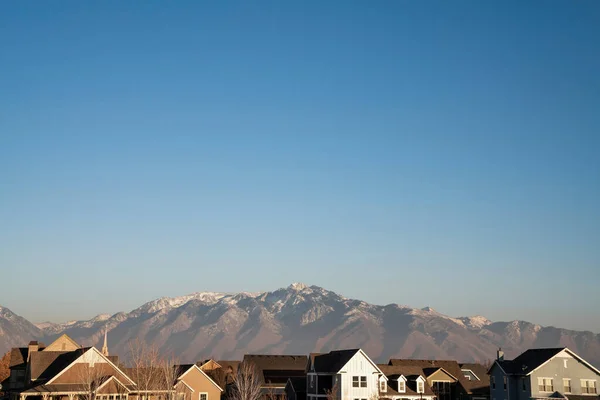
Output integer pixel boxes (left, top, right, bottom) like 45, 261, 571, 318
496, 348, 565, 376
386, 358, 488, 395
30, 348, 89, 381
243, 355, 308, 385
378, 365, 435, 396
312, 349, 360, 373
9, 348, 29, 368
459, 363, 490, 395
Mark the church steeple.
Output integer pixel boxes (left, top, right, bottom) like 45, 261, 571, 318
101, 327, 109, 356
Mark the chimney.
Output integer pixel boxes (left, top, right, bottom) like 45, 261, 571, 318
27, 341, 39, 362
497, 348, 504, 361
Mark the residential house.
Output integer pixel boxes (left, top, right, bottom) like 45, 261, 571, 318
173, 365, 223, 400
489, 348, 600, 400
377, 364, 436, 400
387, 359, 489, 400
5, 335, 136, 400
242, 355, 307, 400
459, 364, 490, 400
306, 348, 385, 400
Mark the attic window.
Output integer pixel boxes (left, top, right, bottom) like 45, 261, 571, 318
380, 380, 386, 392
398, 381, 406, 393
417, 381, 424, 393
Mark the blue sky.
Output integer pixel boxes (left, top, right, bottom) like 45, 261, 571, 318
1, 1, 599, 332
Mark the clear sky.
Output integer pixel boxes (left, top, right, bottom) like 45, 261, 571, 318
1, 1, 599, 332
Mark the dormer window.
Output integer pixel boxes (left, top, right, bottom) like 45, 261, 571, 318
380, 379, 387, 392
418, 381, 425, 394
398, 381, 406, 393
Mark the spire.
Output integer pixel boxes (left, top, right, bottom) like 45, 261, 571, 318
101, 326, 109, 357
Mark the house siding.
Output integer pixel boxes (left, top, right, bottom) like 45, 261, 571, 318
529, 352, 600, 398
490, 365, 507, 400
179, 367, 222, 400
339, 353, 380, 400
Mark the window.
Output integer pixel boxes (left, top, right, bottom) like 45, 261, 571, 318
310, 375, 315, 388
491, 376, 496, 390
177, 394, 185, 400
353, 376, 359, 388
398, 381, 406, 393
581, 380, 597, 394
200, 394, 208, 400
360, 376, 367, 388
538, 378, 553, 392
380, 380, 387, 392
417, 381, 424, 393
563, 379, 571, 393
522, 378, 526, 391
564, 359, 568, 369
503, 376, 507, 390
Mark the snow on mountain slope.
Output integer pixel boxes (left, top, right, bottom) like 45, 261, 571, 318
4, 283, 599, 367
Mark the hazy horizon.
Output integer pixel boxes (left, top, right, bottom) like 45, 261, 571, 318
1, 2, 599, 332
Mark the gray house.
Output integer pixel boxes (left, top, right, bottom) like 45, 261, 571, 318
489, 348, 599, 400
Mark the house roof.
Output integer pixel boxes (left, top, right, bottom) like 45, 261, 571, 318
459, 363, 490, 394
388, 359, 475, 394
495, 348, 565, 376
312, 349, 361, 373
243, 355, 308, 385
30, 348, 89, 381
9, 347, 29, 368
566, 395, 600, 400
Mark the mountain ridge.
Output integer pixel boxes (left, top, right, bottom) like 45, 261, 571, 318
1, 283, 599, 367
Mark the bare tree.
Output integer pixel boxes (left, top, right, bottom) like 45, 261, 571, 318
127, 339, 163, 400
230, 362, 262, 400
325, 379, 340, 400
159, 355, 181, 400
76, 354, 111, 400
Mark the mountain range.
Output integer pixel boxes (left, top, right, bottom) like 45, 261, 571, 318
1, 283, 599, 366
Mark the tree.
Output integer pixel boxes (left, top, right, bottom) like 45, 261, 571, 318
325, 379, 340, 400
0, 351, 10, 395
127, 339, 163, 400
230, 362, 262, 400
76, 352, 111, 400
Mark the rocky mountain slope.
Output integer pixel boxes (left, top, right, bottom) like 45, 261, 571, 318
2, 283, 599, 366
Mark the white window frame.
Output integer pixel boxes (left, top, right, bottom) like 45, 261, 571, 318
199, 392, 208, 400
563, 378, 571, 393
564, 359, 568, 369
398, 380, 406, 393
581, 380, 597, 394
417, 381, 425, 394
380, 378, 387, 392
360, 376, 367, 388
538, 377, 554, 393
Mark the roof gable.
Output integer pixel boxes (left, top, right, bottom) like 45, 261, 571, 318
44, 334, 80, 352
313, 349, 383, 376
177, 364, 223, 392
46, 347, 136, 386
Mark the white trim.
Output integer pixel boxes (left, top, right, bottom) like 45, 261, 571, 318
46, 347, 136, 386
97, 376, 132, 393
198, 392, 208, 400
338, 349, 388, 381
176, 380, 195, 393
429, 368, 459, 382
177, 364, 223, 392
526, 349, 600, 377
461, 369, 480, 381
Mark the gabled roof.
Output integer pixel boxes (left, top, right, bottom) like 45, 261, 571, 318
312, 349, 383, 376
96, 375, 132, 393
30, 348, 89, 381
495, 347, 600, 377
46, 347, 136, 386
495, 348, 565, 376
243, 355, 307, 385
176, 363, 224, 392
387, 359, 474, 394
9, 347, 29, 368
459, 363, 490, 394
312, 349, 359, 373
